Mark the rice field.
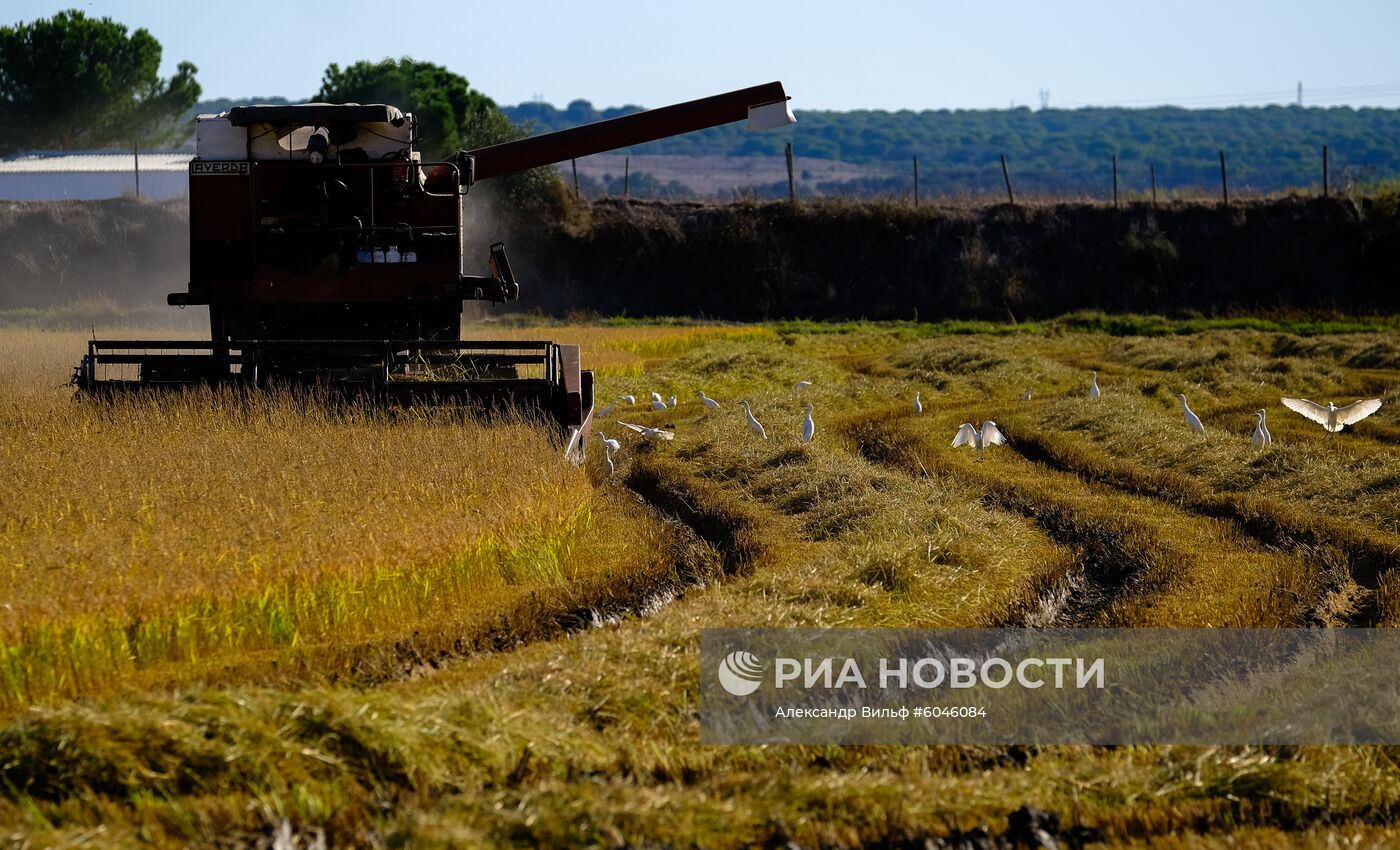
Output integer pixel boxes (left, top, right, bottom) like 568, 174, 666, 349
1, 318, 1398, 848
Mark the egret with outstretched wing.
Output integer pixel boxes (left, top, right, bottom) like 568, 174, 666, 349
952, 421, 1007, 456
1281, 398, 1382, 433
617, 421, 675, 442
981, 420, 1007, 448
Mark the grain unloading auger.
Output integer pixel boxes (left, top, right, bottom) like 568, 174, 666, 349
73, 83, 795, 461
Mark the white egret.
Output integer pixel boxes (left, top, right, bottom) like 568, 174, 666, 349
739, 400, 768, 440
698, 390, 721, 410
668, 394, 677, 409
1089, 371, 1101, 400
801, 403, 816, 443
794, 380, 813, 391
1251, 410, 1272, 450
1281, 397, 1383, 433
1178, 394, 1206, 435
1021, 388, 1033, 401
596, 401, 617, 418
913, 391, 923, 415
651, 398, 669, 411
952, 421, 1008, 456
604, 447, 615, 477
617, 421, 675, 442
650, 391, 663, 403
618, 394, 636, 405
597, 432, 621, 453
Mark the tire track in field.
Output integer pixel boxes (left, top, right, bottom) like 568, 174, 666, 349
839, 411, 1322, 628
840, 411, 1169, 627
1002, 426, 1397, 626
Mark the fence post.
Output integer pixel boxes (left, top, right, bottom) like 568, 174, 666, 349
913, 155, 920, 207
1219, 150, 1229, 207
571, 158, 580, 200
623, 156, 629, 199
1000, 153, 1015, 206
133, 141, 141, 200
1322, 145, 1329, 198
785, 142, 795, 203
1112, 154, 1119, 208
1150, 163, 1158, 207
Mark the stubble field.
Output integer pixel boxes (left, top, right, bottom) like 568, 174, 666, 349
2, 316, 1399, 848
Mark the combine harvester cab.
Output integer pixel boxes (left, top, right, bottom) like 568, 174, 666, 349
74, 84, 794, 461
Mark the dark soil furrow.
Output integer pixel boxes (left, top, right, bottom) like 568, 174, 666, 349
1006, 427, 1399, 626
837, 411, 1184, 627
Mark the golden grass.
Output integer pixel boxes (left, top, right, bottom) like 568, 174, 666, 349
0, 331, 692, 710
465, 321, 775, 378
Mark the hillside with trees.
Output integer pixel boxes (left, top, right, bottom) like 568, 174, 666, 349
503, 101, 1400, 195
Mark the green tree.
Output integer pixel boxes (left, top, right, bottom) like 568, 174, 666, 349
316, 57, 565, 213
0, 10, 200, 154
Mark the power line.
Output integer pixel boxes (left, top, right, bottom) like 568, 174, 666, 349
1058, 82, 1400, 109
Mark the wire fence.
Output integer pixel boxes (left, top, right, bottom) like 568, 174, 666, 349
3, 145, 1393, 207
558, 143, 1395, 207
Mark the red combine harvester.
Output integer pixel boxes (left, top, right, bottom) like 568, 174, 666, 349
73, 82, 794, 460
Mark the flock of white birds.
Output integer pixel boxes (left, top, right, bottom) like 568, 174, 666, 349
1092, 374, 1382, 446
592, 372, 1384, 473
596, 379, 823, 473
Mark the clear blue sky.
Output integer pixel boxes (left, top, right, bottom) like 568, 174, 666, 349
8, 0, 1400, 110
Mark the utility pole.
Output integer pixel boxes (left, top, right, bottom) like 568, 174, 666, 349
1112, 155, 1119, 209
1000, 154, 1015, 206
785, 142, 795, 203
1219, 151, 1230, 207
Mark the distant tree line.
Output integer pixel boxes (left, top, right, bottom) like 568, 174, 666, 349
9, 10, 1398, 202
503, 101, 1400, 195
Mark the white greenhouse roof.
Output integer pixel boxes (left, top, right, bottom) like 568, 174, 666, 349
0, 153, 192, 173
